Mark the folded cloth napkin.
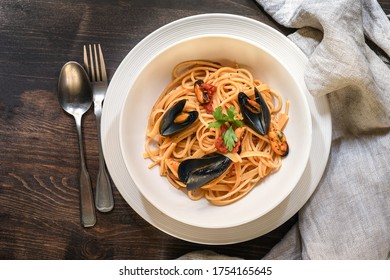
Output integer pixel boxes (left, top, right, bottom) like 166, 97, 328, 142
258, 0, 390, 260
180, 0, 390, 260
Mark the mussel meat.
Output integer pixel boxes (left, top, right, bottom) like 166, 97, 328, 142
178, 154, 232, 191
194, 79, 210, 104
269, 124, 289, 157
159, 99, 198, 136
238, 88, 271, 136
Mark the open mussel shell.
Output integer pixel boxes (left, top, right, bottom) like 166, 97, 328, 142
238, 88, 271, 136
178, 154, 232, 191
194, 79, 209, 103
159, 99, 198, 136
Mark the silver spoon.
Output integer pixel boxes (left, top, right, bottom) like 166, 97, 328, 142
58, 61, 96, 227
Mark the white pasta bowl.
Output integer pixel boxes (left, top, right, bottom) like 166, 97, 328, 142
118, 33, 312, 228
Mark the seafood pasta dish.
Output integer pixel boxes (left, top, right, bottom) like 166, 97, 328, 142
144, 60, 289, 206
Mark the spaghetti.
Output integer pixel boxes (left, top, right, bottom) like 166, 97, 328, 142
144, 60, 289, 206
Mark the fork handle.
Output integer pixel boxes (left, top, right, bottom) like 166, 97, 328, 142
95, 104, 114, 212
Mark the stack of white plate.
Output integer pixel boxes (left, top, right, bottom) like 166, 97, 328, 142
101, 14, 331, 245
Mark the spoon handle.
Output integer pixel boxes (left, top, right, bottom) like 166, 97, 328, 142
94, 105, 114, 212
75, 114, 96, 227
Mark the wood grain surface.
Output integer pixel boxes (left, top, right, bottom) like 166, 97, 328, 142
1, 0, 388, 260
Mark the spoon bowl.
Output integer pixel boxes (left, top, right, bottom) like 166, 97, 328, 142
58, 61, 96, 227
58, 62, 92, 116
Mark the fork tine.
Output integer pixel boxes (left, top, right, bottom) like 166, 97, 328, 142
89, 45, 96, 81
97, 44, 107, 82
83, 44, 107, 83
83, 45, 90, 78
92, 44, 100, 81
83, 44, 94, 81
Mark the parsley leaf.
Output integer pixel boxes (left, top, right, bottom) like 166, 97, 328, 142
226, 106, 243, 127
208, 106, 243, 129
208, 107, 226, 128
208, 106, 243, 152
226, 106, 236, 119
224, 126, 238, 152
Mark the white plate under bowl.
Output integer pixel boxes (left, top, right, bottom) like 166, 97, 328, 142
119, 35, 312, 229
102, 13, 331, 244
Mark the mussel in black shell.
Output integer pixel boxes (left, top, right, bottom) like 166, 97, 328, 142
238, 88, 271, 136
194, 79, 210, 104
178, 154, 232, 191
159, 99, 198, 136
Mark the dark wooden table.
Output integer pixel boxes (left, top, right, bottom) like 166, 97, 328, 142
1, 0, 389, 260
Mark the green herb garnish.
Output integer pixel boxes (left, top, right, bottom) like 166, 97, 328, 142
208, 106, 243, 152
223, 126, 238, 151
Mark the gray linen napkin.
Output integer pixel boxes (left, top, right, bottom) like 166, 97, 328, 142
257, 0, 390, 260
180, 0, 390, 260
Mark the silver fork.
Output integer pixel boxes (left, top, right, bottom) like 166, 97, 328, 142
83, 44, 114, 212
